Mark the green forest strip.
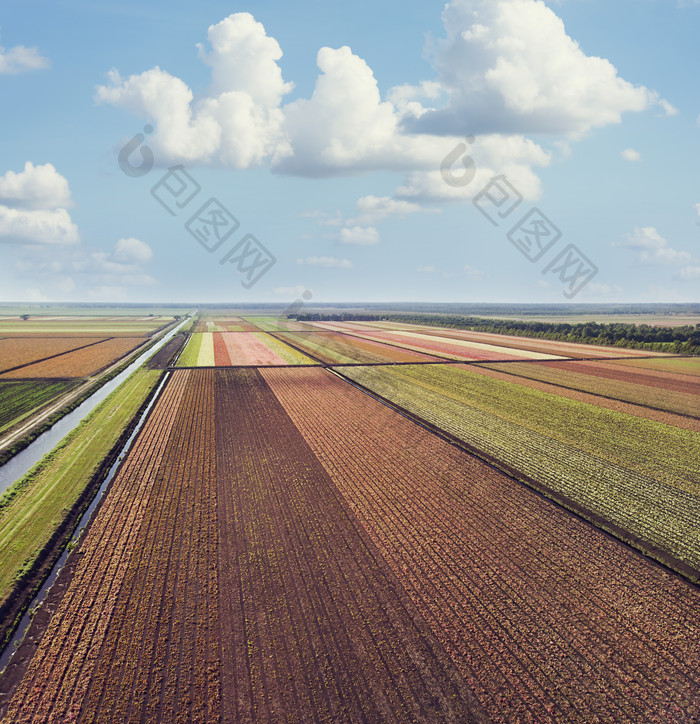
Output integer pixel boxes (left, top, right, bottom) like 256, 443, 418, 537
341, 364, 700, 578
0, 368, 162, 648
297, 313, 700, 356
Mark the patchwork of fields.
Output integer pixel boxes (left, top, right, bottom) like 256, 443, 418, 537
0, 314, 698, 721
0, 315, 177, 452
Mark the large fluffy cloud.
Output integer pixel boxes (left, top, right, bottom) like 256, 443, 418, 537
95, 5, 670, 231
96, 14, 292, 168
0, 162, 78, 245
409, 0, 664, 136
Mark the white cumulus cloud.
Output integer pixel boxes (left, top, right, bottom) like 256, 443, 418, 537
409, 0, 664, 137
297, 256, 353, 269
0, 162, 72, 209
339, 226, 380, 246
621, 149, 641, 162
616, 227, 692, 265
0, 40, 49, 74
0, 207, 79, 245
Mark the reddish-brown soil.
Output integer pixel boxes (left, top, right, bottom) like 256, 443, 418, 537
0, 337, 110, 373
0, 338, 144, 379
1, 369, 488, 722
212, 331, 232, 366
262, 367, 700, 723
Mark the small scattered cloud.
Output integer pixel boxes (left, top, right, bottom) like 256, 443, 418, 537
349, 195, 440, 226
615, 226, 692, 265
339, 226, 380, 246
0, 39, 50, 74
113, 237, 154, 264
676, 266, 700, 281
297, 256, 353, 269
273, 284, 308, 297
417, 265, 436, 273
620, 148, 641, 162
658, 99, 678, 117
463, 264, 484, 279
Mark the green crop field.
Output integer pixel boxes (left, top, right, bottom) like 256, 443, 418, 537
342, 364, 700, 574
177, 333, 204, 366
478, 361, 698, 417
0, 380, 80, 436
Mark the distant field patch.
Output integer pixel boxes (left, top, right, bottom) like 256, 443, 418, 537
0, 338, 144, 379
0, 380, 79, 435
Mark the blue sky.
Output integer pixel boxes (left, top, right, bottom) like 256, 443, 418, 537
1, 0, 698, 305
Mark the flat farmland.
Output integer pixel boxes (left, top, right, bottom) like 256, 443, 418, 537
341, 363, 700, 576
0, 316, 171, 337
1, 314, 698, 723
0, 380, 80, 436
336, 321, 671, 359
2, 369, 487, 722
610, 356, 700, 377
478, 359, 699, 418
0, 338, 107, 374
312, 324, 570, 362
177, 332, 314, 366
0, 338, 145, 379
273, 330, 444, 364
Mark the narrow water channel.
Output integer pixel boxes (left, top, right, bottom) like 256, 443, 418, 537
0, 370, 172, 673
0, 315, 192, 494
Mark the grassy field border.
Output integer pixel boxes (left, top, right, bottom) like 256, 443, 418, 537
0, 368, 165, 650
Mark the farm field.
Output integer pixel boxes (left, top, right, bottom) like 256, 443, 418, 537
0, 317, 171, 337
2, 366, 698, 722
0, 380, 81, 436
0, 368, 161, 648
0, 312, 698, 722
0, 338, 145, 379
316, 321, 666, 360
273, 330, 443, 364
0, 316, 179, 458
478, 360, 699, 418
341, 363, 700, 576
609, 356, 700, 376
177, 331, 315, 366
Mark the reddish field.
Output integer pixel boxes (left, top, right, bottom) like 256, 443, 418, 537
2, 369, 488, 721
0, 337, 107, 374
261, 367, 700, 722
274, 331, 443, 364
477, 360, 699, 419
321, 321, 666, 359
332, 327, 562, 362
0, 338, 144, 379
215, 332, 286, 365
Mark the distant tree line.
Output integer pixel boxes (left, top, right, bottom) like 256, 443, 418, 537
296, 313, 700, 356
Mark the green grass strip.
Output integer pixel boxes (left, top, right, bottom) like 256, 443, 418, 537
0, 368, 161, 606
